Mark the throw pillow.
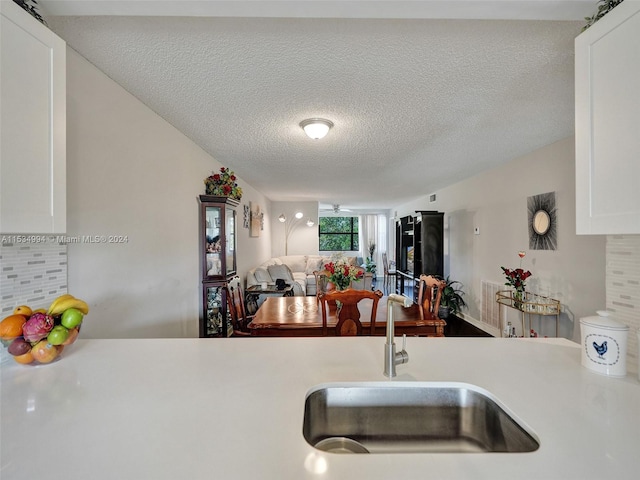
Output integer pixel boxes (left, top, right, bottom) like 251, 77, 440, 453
254, 267, 273, 283
283, 255, 307, 273
267, 264, 294, 282
305, 256, 323, 275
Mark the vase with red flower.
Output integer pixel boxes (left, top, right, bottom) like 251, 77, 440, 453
501, 251, 532, 311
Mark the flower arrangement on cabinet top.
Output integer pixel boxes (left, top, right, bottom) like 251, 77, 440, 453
204, 167, 243, 200
324, 258, 364, 291
501, 251, 532, 296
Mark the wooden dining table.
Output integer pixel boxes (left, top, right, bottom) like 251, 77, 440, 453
248, 296, 446, 337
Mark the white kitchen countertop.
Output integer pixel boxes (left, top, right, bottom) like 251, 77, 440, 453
1, 337, 639, 479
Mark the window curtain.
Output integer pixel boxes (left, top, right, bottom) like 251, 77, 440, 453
359, 214, 387, 276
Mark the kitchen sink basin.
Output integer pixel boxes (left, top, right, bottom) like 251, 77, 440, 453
303, 382, 539, 454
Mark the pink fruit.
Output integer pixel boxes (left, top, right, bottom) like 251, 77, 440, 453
22, 313, 54, 343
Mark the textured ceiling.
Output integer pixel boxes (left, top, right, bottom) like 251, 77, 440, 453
45, 2, 585, 211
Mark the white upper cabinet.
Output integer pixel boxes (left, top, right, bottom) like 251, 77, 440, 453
575, 0, 640, 235
0, 0, 66, 234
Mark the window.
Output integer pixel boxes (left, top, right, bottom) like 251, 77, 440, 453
319, 217, 359, 251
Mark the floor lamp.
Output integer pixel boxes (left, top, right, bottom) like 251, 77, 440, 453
279, 212, 315, 255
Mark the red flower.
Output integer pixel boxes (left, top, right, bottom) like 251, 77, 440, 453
501, 266, 532, 290
204, 166, 243, 199
324, 260, 363, 289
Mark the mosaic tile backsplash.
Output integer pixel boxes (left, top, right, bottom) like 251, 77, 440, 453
0, 240, 68, 315
606, 235, 640, 374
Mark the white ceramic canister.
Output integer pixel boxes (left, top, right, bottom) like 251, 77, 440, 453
580, 311, 629, 377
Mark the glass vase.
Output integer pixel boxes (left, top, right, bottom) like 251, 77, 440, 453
513, 289, 525, 311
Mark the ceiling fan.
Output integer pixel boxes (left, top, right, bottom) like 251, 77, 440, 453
319, 204, 353, 214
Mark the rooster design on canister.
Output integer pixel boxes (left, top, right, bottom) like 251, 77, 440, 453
592, 341, 608, 359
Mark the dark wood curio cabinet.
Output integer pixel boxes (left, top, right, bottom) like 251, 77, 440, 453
198, 195, 238, 337
395, 211, 444, 301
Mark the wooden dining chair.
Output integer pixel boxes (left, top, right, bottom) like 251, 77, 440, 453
225, 277, 253, 336
417, 274, 446, 318
313, 270, 330, 304
382, 253, 397, 291
318, 288, 383, 336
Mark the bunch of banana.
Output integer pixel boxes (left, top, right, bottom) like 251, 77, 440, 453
47, 294, 90, 316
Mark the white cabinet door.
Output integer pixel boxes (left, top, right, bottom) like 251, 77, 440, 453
0, 0, 66, 234
575, 0, 640, 234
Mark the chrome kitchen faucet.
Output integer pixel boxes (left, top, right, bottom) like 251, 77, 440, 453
384, 294, 412, 377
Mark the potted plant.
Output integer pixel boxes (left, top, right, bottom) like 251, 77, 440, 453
362, 242, 377, 288
582, 0, 625, 31
13, 0, 46, 24
438, 276, 467, 319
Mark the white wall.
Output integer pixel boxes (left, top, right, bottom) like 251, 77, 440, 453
395, 137, 606, 341
65, 48, 271, 338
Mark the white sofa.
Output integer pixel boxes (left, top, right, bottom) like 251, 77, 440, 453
246, 255, 372, 296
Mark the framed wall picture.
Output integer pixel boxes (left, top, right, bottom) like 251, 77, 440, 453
250, 202, 262, 237
243, 204, 250, 229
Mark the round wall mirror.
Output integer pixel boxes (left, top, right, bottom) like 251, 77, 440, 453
533, 210, 551, 235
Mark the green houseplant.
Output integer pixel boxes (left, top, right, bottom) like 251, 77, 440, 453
13, 0, 46, 24
582, 0, 625, 31
364, 242, 376, 275
438, 276, 467, 319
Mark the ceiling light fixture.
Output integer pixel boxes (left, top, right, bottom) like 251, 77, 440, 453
300, 118, 334, 140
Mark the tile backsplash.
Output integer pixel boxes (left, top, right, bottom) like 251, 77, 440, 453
606, 235, 640, 374
0, 240, 68, 315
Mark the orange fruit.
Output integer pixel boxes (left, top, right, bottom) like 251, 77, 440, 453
13, 305, 33, 317
0, 314, 27, 340
13, 351, 35, 364
62, 327, 80, 345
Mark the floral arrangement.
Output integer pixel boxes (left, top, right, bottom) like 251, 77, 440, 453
501, 251, 532, 297
324, 259, 364, 290
204, 167, 242, 200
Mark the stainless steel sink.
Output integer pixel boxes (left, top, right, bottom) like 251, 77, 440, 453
303, 382, 540, 454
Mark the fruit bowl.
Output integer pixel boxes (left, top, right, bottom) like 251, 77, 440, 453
0, 295, 87, 366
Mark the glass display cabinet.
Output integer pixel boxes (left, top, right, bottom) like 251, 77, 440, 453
395, 211, 444, 301
198, 195, 239, 337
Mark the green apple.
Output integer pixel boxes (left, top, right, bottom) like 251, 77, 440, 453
47, 325, 70, 345
61, 308, 83, 329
